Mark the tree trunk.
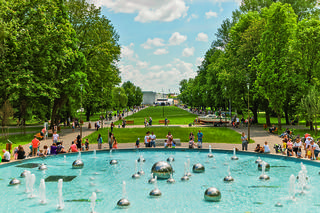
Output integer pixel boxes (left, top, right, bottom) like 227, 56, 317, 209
86, 109, 90, 122
252, 109, 258, 124
265, 110, 271, 126
310, 121, 314, 131
50, 97, 66, 129
284, 109, 290, 125
278, 114, 282, 130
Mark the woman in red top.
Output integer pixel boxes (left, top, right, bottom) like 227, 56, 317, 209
31, 135, 40, 156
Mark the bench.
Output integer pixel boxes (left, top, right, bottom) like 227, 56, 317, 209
155, 138, 181, 146
271, 127, 278, 134
159, 120, 170, 124
126, 120, 134, 125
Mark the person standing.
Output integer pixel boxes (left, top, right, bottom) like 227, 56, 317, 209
97, 134, 103, 149
76, 135, 82, 151
31, 135, 40, 156
2, 149, 11, 162
144, 131, 150, 147
164, 117, 168, 126
150, 132, 156, 148
149, 117, 152, 126
108, 132, 113, 150
166, 132, 173, 148
241, 132, 248, 151
52, 131, 59, 144
197, 130, 203, 148
110, 122, 114, 132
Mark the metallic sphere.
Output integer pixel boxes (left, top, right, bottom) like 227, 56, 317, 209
132, 173, 140, 179
20, 170, 30, 178
231, 156, 239, 160
207, 153, 214, 158
181, 175, 189, 181
110, 159, 118, 165
38, 164, 48, 170
275, 202, 283, 207
117, 198, 130, 208
149, 188, 162, 197
72, 160, 84, 169
167, 157, 175, 162
9, 178, 21, 185
185, 172, 192, 177
151, 161, 173, 179
223, 176, 234, 182
204, 187, 221, 202
167, 177, 175, 183
258, 162, 270, 171
259, 174, 270, 180
193, 163, 205, 173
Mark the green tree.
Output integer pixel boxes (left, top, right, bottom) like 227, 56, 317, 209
112, 87, 128, 110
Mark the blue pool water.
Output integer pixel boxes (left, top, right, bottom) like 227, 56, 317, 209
0, 149, 320, 213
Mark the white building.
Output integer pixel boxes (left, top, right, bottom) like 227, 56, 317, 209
142, 91, 156, 105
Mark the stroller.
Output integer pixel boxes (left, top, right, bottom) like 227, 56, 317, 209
274, 144, 282, 153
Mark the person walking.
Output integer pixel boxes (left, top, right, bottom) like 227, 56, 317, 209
197, 130, 203, 148
97, 134, 103, 149
241, 132, 248, 151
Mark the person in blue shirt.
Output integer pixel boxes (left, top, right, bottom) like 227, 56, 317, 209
197, 130, 203, 148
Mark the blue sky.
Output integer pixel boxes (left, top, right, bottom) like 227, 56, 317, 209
97, 0, 241, 93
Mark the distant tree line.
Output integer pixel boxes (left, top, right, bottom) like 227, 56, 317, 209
179, 0, 320, 130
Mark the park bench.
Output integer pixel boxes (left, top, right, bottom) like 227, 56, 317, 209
271, 127, 278, 134
159, 120, 170, 124
126, 120, 134, 125
35, 132, 44, 140
155, 138, 181, 146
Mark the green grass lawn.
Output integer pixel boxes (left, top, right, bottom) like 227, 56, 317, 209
0, 133, 35, 152
84, 126, 242, 144
115, 106, 197, 125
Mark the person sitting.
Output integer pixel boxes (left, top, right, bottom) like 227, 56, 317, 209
293, 138, 302, 157
269, 125, 276, 133
189, 138, 196, 149
264, 142, 270, 153
85, 139, 89, 151
50, 143, 58, 155
17, 145, 26, 160
112, 137, 118, 149
2, 149, 10, 162
254, 144, 261, 152
135, 138, 140, 148
68, 141, 78, 153
311, 140, 320, 160
43, 145, 50, 156
13, 146, 18, 160
57, 141, 67, 154
287, 139, 293, 156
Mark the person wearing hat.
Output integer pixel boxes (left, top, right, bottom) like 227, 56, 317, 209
136, 138, 140, 148
1, 149, 10, 162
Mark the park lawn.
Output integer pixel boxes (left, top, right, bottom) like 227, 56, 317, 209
115, 106, 197, 125
0, 133, 36, 152
84, 126, 242, 144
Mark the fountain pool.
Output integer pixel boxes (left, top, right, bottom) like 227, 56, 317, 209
1, 149, 320, 213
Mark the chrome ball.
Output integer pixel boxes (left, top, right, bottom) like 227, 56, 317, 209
138, 170, 145, 175
275, 202, 283, 207
255, 158, 263, 164
38, 164, 48, 170
231, 156, 239, 160
204, 187, 221, 202
110, 159, 118, 165
193, 163, 205, 173
137, 157, 145, 162
258, 162, 270, 171
117, 198, 130, 208
132, 173, 140, 179
181, 175, 189, 181
259, 174, 270, 180
207, 153, 214, 158
167, 157, 175, 162
72, 160, 84, 169
9, 178, 21, 185
20, 170, 30, 178
223, 176, 234, 182
167, 177, 175, 183
149, 188, 162, 197
151, 161, 173, 179
148, 177, 156, 184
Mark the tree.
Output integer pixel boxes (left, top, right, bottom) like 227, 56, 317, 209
112, 87, 128, 110
256, 2, 297, 129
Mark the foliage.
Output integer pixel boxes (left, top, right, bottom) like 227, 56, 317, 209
122, 81, 143, 108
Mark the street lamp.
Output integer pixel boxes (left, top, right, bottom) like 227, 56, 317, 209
247, 83, 250, 143
80, 84, 83, 140
224, 87, 227, 122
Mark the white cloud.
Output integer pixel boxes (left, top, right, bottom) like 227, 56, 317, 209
169, 32, 187, 46
196, 33, 208, 42
154, 48, 169, 55
149, 65, 162, 70
182, 47, 195, 57
141, 38, 165, 49
136, 61, 149, 69
99, 0, 189, 23
196, 57, 204, 67
205, 10, 218, 19
121, 43, 137, 61
187, 13, 198, 22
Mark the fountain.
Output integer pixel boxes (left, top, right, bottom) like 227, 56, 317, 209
149, 176, 162, 197
73, 152, 84, 169
137, 155, 145, 162
117, 181, 130, 208
93, 149, 97, 158
258, 161, 270, 171
39, 179, 47, 204
90, 192, 97, 213
28, 174, 36, 198
185, 159, 192, 177
25, 171, 31, 192
167, 173, 175, 183
181, 162, 190, 181
223, 166, 234, 182
110, 159, 118, 165
255, 157, 262, 164
57, 179, 64, 210
231, 148, 238, 160
193, 163, 205, 173
151, 161, 172, 179
20, 170, 30, 178
207, 145, 213, 158
297, 163, 308, 194
148, 173, 156, 184
38, 163, 47, 170
259, 161, 270, 180
204, 187, 221, 202
289, 174, 295, 200
132, 160, 140, 179
63, 155, 67, 163
167, 156, 175, 162
138, 156, 145, 175
9, 178, 21, 185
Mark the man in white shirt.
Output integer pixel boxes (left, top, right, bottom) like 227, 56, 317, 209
150, 132, 156, 148
311, 140, 320, 160
52, 131, 59, 144
144, 131, 150, 147
2, 149, 10, 162
293, 138, 302, 156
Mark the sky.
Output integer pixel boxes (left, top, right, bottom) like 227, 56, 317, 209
95, 0, 241, 93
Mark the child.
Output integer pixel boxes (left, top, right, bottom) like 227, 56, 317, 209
297, 147, 302, 158
113, 137, 118, 149
135, 138, 140, 148
85, 139, 89, 151
13, 147, 18, 160
164, 139, 168, 148
172, 141, 176, 149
